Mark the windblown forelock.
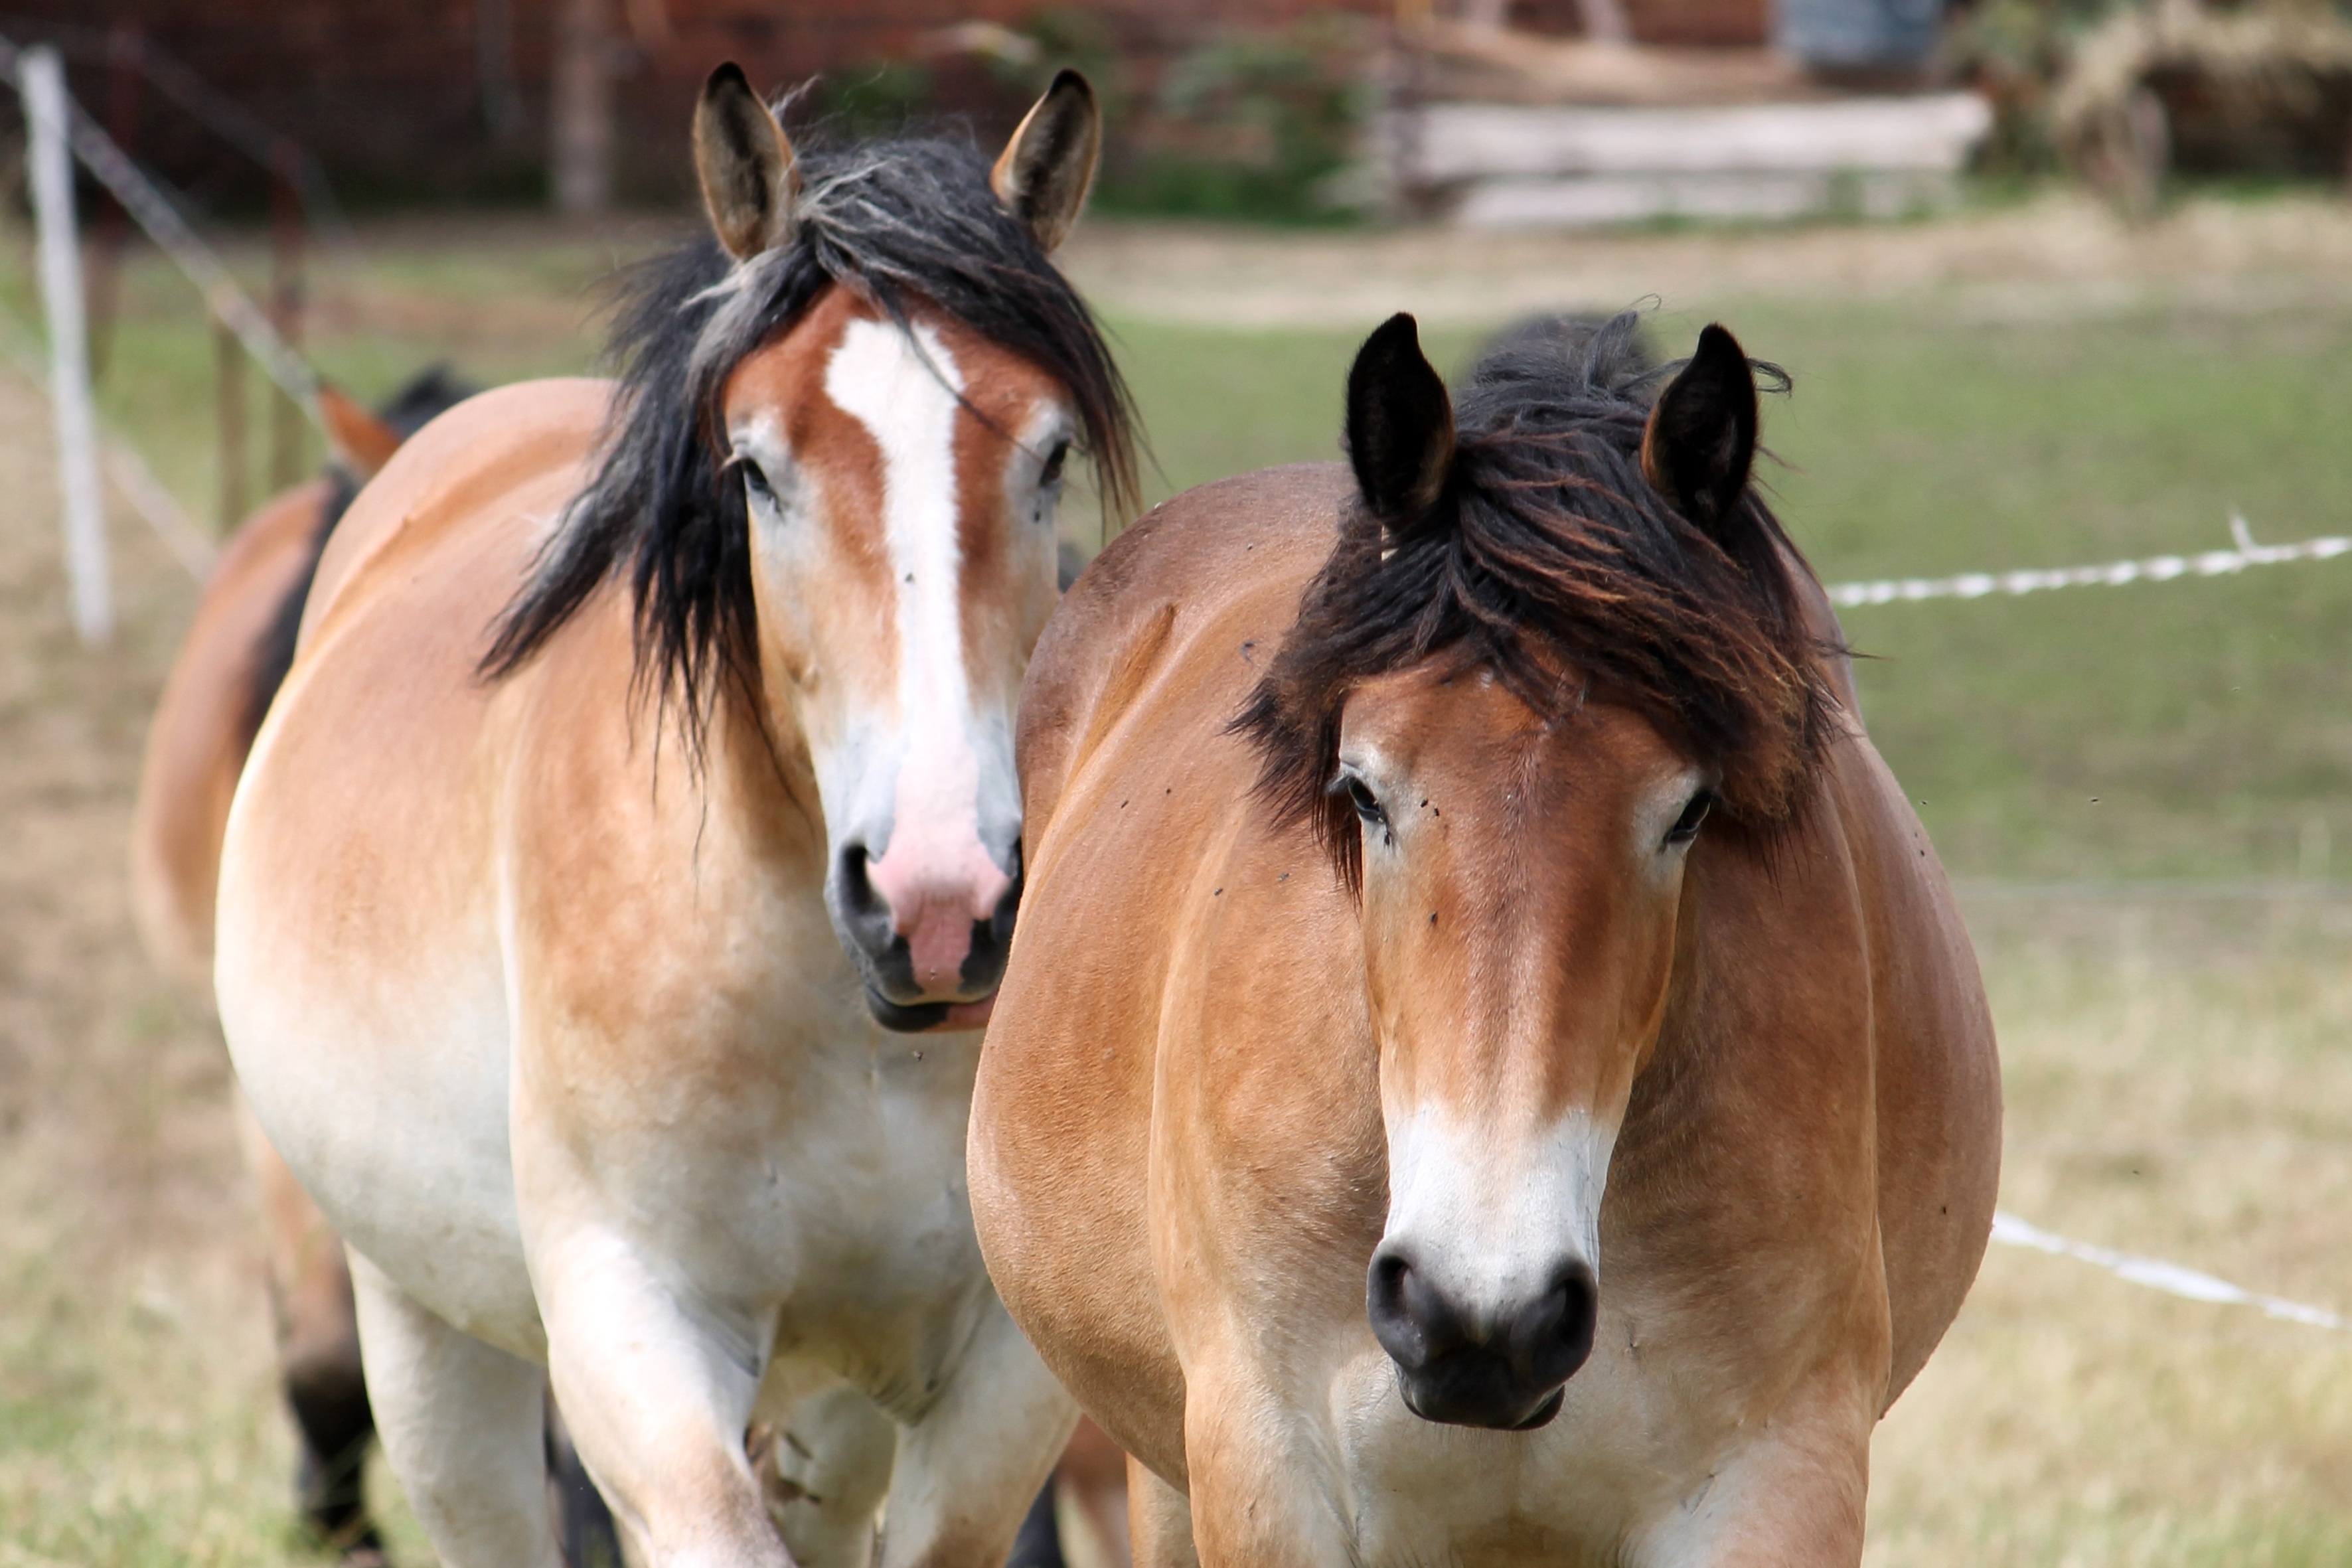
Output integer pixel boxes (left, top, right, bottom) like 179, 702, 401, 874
1233, 313, 1834, 889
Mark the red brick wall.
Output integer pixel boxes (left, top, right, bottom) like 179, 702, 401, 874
7, 0, 1398, 207
1514, 0, 1769, 48
7, 0, 1768, 208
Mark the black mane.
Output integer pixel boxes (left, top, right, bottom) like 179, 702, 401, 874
481, 135, 1140, 765
1237, 310, 1836, 885
243, 366, 477, 742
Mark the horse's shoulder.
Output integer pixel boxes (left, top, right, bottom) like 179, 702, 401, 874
1020, 463, 1350, 833
299, 378, 614, 651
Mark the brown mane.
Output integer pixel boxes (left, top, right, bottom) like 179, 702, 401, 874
1233, 313, 1838, 887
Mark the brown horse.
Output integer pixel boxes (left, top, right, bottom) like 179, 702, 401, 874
131, 368, 472, 1558
971, 313, 2001, 1565
215, 64, 1135, 1568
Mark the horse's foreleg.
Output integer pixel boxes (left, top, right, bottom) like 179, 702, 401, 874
878, 1296, 1075, 1568
1175, 1361, 1354, 1568
1123, 1457, 1198, 1568
534, 1235, 791, 1568
347, 1250, 561, 1568
1622, 1365, 1874, 1568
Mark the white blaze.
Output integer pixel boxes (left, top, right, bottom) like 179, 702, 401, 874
823, 317, 1014, 988
1382, 1105, 1615, 1311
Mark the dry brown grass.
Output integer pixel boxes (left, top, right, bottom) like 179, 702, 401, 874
1869, 896, 2352, 1565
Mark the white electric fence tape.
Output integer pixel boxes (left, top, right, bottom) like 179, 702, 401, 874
1992, 1212, 2352, 1332
1828, 517, 2352, 608
0, 33, 323, 424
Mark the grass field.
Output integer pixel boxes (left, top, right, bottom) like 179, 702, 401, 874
3, 199, 2350, 1563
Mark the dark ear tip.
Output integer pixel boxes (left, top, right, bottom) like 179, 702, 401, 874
703, 60, 750, 96
1356, 313, 1423, 369
1048, 68, 1094, 102
1693, 323, 1751, 376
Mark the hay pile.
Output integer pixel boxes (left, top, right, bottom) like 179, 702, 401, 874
2053, 0, 2352, 205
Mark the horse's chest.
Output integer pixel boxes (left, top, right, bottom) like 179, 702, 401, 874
1331, 1307, 1774, 1566
631, 1034, 993, 1394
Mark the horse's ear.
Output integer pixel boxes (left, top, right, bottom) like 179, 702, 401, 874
1642, 323, 1758, 536
992, 70, 1100, 253
694, 62, 799, 262
318, 382, 404, 479
1346, 313, 1456, 539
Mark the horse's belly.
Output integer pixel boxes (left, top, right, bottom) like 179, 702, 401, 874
218, 896, 541, 1356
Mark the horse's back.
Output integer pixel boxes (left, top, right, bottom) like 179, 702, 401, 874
298, 378, 610, 651
131, 478, 332, 993
1018, 463, 1349, 834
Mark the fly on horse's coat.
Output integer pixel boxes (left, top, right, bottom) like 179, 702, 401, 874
971, 312, 2001, 1567
215, 64, 1133, 1568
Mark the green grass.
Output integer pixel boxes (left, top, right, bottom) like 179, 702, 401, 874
1748, 300, 2352, 880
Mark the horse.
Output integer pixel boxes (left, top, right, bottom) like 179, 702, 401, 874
131, 367, 474, 1559
213, 63, 1135, 1568
969, 311, 2002, 1566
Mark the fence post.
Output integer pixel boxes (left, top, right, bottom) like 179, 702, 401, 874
268, 150, 305, 489
22, 45, 112, 647
216, 319, 247, 528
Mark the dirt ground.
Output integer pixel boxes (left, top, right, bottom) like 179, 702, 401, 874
1056, 190, 2352, 326
0, 365, 318, 1560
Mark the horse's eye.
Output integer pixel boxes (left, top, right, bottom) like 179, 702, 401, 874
1664, 789, 1714, 848
1040, 440, 1070, 489
1344, 777, 1386, 827
737, 457, 776, 507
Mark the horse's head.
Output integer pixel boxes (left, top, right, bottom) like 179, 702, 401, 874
684, 65, 1116, 1031
483, 66, 1133, 1032
1241, 314, 1830, 1430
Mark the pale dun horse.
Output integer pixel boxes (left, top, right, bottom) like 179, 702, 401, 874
216, 65, 1136, 1568
971, 313, 2002, 1566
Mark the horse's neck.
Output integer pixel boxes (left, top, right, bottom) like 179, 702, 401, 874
699, 685, 828, 882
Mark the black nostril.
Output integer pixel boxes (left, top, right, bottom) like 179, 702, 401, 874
952, 847, 1023, 996
833, 843, 898, 960
1368, 1250, 1464, 1372
1507, 1263, 1598, 1387
838, 844, 879, 912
